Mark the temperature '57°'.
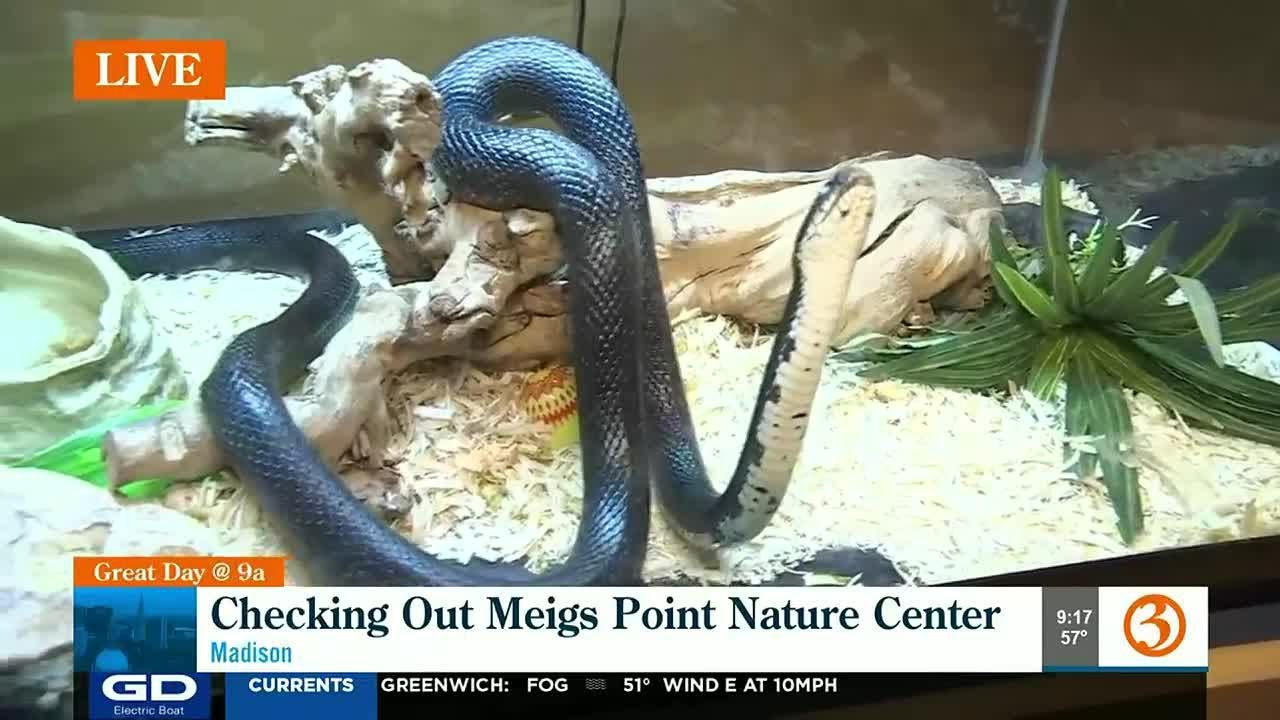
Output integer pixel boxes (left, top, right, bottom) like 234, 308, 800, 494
1060, 629, 1090, 645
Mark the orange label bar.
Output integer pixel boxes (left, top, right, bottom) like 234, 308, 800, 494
72, 39, 226, 101
74, 555, 286, 587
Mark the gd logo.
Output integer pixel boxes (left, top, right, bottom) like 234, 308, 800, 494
1122, 594, 1187, 657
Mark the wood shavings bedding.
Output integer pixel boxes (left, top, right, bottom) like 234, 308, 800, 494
128, 176, 1280, 587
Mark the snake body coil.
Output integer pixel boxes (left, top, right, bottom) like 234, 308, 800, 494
80, 36, 874, 586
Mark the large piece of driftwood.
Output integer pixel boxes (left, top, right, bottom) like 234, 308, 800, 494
103, 58, 1006, 489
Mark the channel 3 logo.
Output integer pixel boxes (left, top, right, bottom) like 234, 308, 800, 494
89, 673, 211, 720
1122, 593, 1187, 658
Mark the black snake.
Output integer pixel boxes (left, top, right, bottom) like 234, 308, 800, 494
75, 36, 1088, 586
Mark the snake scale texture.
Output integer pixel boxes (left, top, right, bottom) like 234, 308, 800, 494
79, 36, 876, 586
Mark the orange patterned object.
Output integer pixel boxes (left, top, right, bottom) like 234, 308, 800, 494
520, 364, 580, 447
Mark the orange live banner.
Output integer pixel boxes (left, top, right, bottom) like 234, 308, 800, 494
72, 39, 227, 101
73, 555, 285, 587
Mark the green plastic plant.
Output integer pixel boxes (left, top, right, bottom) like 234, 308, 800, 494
850, 168, 1280, 544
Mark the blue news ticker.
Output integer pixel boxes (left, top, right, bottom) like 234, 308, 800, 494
224, 673, 379, 718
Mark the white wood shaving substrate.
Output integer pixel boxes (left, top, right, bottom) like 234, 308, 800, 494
131, 176, 1280, 587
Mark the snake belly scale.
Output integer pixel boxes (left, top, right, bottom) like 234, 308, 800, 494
78, 36, 876, 586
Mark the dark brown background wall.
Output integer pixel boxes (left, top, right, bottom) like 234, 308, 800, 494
0, 0, 1275, 230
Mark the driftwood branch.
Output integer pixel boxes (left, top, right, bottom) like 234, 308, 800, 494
103, 58, 1008, 489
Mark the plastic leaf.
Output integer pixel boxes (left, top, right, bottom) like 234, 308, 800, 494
877, 351, 1035, 389
1135, 338, 1280, 424
1220, 311, 1280, 344
1085, 221, 1178, 319
1215, 273, 1280, 318
1078, 330, 1179, 399
1073, 351, 1142, 544
1063, 365, 1096, 480
1169, 274, 1224, 367
857, 314, 1037, 379
1038, 168, 1082, 312
1137, 210, 1246, 307
994, 263, 1075, 328
987, 219, 1022, 310
1026, 333, 1079, 401
1077, 222, 1122, 305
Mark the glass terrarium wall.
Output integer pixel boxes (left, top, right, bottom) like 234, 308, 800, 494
0, 1, 588, 230
0, 0, 1070, 229
7, 1, 1276, 235
1021, 0, 1280, 293
614, 0, 1051, 175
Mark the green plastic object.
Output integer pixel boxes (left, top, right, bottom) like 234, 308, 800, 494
8, 400, 187, 499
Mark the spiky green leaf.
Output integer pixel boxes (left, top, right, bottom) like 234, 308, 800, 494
1220, 311, 1280, 344
880, 354, 1035, 389
1168, 275, 1225, 367
994, 263, 1076, 328
857, 313, 1038, 379
1026, 333, 1080, 401
1087, 333, 1280, 446
987, 219, 1022, 310
1038, 168, 1083, 312
1072, 352, 1143, 543
1214, 273, 1280, 318
1039, 168, 1065, 263
1139, 369, 1280, 446
1072, 329, 1280, 447
1119, 306, 1201, 336
834, 310, 1021, 364
1062, 365, 1096, 480
1120, 276, 1280, 340
1077, 222, 1122, 304
1130, 276, 1280, 328
1137, 210, 1247, 308
1077, 330, 1176, 394
1085, 221, 1178, 319
1135, 338, 1280, 424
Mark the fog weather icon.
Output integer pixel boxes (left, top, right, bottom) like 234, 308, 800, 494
584, 678, 608, 691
